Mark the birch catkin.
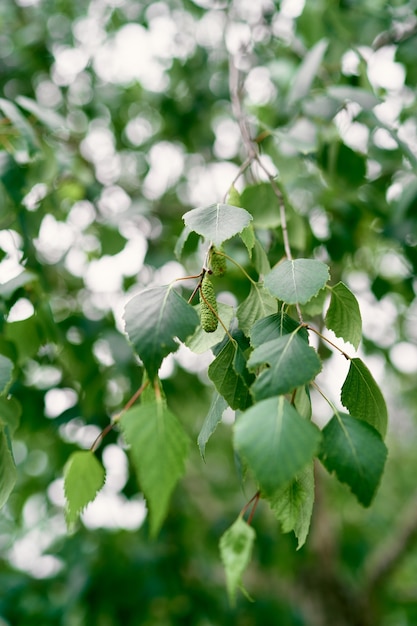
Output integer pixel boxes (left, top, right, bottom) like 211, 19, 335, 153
200, 274, 218, 333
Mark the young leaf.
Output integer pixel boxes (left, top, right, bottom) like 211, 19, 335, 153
237, 283, 278, 337
240, 224, 255, 256
183, 203, 252, 247
198, 392, 229, 460
219, 516, 255, 606
252, 238, 271, 276
341, 358, 388, 438
287, 39, 329, 106
64, 451, 105, 528
0, 425, 17, 509
120, 402, 189, 536
264, 259, 330, 305
268, 463, 315, 549
319, 412, 387, 507
0, 355, 13, 395
234, 396, 321, 496
325, 282, 362, 349
187, 303, 234, 354
208, 340, 253, 411
123, 285, 199, 381
248, 333, 322, 400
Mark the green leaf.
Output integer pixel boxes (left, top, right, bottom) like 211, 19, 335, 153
208, 340, 253, 410
248, 332, 322, 400
250, 313, 308, 347
287, 39, 329, 106
0, 97, 39, 153
183, 203, 252, 247
174, 225, 192, 260
0, 396, 21, 436
264, 259, 330, 305
219, 516, 255, 606
325, 282, 362, 349
268, 463, 314, 549
341, 358, 388, 438
197, 392, 228, 460
64, 451, 105, 528
234, 396, 321, 496
240, 224, 256, 256
186, 303, 234, 354
252, 238, 271, 276
16, 95, 66, 132
237, 283, 278, 337
0, 425, 17, 509
0, 355, 13, 395
0, 270, 38, 299
120, 402, 189, 536
124, 285, 199, 380
327, 86, 380, 110
240, 183, 281, 228
319, 412, 387, 507
300, 287, 327, 317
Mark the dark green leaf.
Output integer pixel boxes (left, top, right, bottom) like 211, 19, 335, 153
264, 259, 330, 305
341, 358, 388, 438
319, 412, 387, 507
248, 332, 321, 400
325, 282, 362, 349
183, 204, 252, 247
234, 396, 321, 495
124, 285, 199, 380
219, 516, 255, 606
250, 313, 308, 347
198, 392, 228, 460
237, 283, 277, 337
120, 402, 189, 536
64, 451, 106, 528
208, 340, 252, 410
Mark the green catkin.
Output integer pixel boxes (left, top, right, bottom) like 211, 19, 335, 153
210, 246, 226, 276
200, 274, 218, 333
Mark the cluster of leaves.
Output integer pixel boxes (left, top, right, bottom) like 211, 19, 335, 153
62, 198, 388, 602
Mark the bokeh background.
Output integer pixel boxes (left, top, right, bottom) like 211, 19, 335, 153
1, 0, 417, 624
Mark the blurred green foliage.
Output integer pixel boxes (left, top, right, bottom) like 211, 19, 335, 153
0, 0, 417, 624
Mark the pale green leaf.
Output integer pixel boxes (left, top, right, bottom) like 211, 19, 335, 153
186, 303, 234, 354
287, 39, 329, 106
197, 392, 228, 460
252, 237, 271, 276
0, 425, 17, 509
120, 402, 189, 536
183, 203, 252, 247
268, 463, 315, 549
234, 396, 321, 495
237, 283, 278, 337
341, 358, 388, 438
264, 259, 330, 305
219, 516, 255, 606
0, 355, 13, 395
327, 86, 380, 110
226, 185, 242, 207
0, 97, 39, 154
300, 287, 328, 317
240, 183, 281, 228
294, 386, 312, 420
16, 95, 66, 131
240, 224, 255, 256
319, 412, 387, 507
325, 282, 362, 349
174, 225, 192, 260
64, 451, 105, 527
208, 340, 253, 410
248, 332, 321, 400
124, 285, 199, 380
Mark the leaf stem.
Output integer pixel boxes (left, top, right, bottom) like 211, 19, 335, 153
240, 490, 261, 525
306, 325, 351, 360
220, 251, 256, 285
